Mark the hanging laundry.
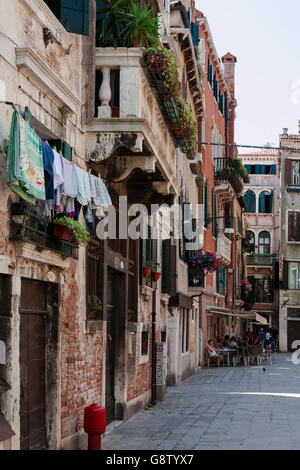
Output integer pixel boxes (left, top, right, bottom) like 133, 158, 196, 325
75, 166, 91, 206
41, 140, 54, 200
89, 174, 112, 208
6, 111, 45, 204
56, 156, 77, 217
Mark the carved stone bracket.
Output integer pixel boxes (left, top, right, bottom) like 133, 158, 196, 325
87, 132, 144, 162
111, 156, 156, 183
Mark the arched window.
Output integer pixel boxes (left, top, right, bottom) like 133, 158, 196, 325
246, 230, 255, 252
258, 231, 271, 254
245, 190, 256, 213
259, 191, 273, 214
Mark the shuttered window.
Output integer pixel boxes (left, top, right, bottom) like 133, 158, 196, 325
191, 22, 199, 46
288, 211, 300, 242
217, 266, 227, 297
287, 262, 300, 289
44, 0, 90, 36
48, 139, 73, 161
212, 189, 217, 238
245, 190, 256, 213
161, 240, 177, 296
286, 158, 292, 185
259, 191, 273, 214
204, 179, 209, 228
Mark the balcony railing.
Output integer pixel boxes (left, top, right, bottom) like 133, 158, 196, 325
214, 157, 244, 195
247, 254, 275, 266
216, 233, 232, 265
10, 204, 78, 259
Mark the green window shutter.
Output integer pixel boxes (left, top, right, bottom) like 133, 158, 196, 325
48, 140, 72, 161
259, 192, 265, 213
204, 180, 209, 228
48, 139, 63, 153
140, 237, 147, 286
212, 189, 217, 237
255, 164, 261, 175
63, 141, 72, 161
271, 164, 276, 175
45, 0, 90, 36
217, 267, 223, 294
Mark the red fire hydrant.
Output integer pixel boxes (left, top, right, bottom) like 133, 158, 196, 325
84, 404, 106, 450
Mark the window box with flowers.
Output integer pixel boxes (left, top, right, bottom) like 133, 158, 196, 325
188, 251, 219, 286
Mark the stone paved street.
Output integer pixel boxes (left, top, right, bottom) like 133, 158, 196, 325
102, 354, 300, 450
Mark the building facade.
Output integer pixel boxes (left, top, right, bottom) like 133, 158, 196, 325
241, 150, 280, 334
279, 124, 300, 352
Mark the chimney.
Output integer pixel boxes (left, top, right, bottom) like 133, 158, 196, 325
283, 128, 288, 135
221, 52, 237, 99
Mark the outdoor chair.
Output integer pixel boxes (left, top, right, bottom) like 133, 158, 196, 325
233, 347, 248, 367
260, 350, 272, 364
205, 349, 221, 368
245, 344, 261, 366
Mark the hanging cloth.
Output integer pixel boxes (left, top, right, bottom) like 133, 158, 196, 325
6, 111, 45, 204
74, 166, 91, 206
41, 140, 54, 200
89, 174, 112, 208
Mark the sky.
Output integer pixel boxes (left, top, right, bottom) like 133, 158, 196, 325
195, 0, 300, 148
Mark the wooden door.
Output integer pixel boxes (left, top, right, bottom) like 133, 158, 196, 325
105, 269, 116, 425
20, 279, 47, 450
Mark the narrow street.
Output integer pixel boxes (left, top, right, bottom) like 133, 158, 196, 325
102, 354, 300, 450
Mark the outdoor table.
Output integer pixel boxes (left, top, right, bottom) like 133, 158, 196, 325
217, 348, 237, 366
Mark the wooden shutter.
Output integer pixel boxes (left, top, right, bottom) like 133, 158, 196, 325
191, 22, 199, 46
204, 180, 209, 228
272, 164, 276, 175
259, 192, 265, 213
162, 240, 177, 296
45, 0, 90, 36
63, 141, 72, 161
286, 159, 292, 185
282, 261, 288, 290
212, 189, 217, 237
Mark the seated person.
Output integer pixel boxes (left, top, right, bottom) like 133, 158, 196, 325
227, 336, 239, 349
269, 338, 275, 352
223, 335, 230, 347
206, 340, 224, 364
216, 338, 224, 350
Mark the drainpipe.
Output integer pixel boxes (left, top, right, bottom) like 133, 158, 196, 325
151, 286, 157, 405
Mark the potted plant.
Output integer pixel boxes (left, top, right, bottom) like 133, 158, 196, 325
96, 0, 128, 47
153, 271, 161, 282
121, 1, 159, 47
176, 97, 198, 150
87, 294, 102, 317
188, 251, 219, 285
143, 260, 155, 278
144, 46, 182, 98
53, 216, 90, 246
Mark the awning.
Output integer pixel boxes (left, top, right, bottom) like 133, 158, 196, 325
235, 311, 268, 325
206, 306, 235, 316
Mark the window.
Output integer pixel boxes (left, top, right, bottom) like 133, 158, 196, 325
288, 211, 300, 242
291, 161, 300, 185
141, 331, 149, 356
245, 190, 256, 213
287, 308, 300, 319
288, 263, 300, 290
258, 231, 270, 254
255, 279, 273, 303
259, 191, 273, 214
44, 0, 90, 36
246, 230, 255, 251
182, 309, 189, 353
217, 266, 228, 297
245, 165, 276, 175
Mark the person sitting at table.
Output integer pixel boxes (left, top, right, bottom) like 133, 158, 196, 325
227, 336, 239, 348
216, 338, 223, 349
223, 335, 230, 347
206, 340, 224, 364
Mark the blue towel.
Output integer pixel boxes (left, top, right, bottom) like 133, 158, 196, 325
41, 141, 54, 200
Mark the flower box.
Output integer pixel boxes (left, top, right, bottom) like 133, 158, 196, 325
52, 223, 73, 242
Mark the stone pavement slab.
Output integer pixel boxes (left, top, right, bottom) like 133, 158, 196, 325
102, 353, 300, 450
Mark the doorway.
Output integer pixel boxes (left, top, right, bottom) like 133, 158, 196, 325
20, 279, 48, 450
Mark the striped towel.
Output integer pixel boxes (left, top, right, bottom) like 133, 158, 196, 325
6, 111, 45, 204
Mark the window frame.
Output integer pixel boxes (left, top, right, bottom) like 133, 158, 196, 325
287, 210, 300, 244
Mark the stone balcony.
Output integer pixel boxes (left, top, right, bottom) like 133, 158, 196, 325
85, 47, 181, 203
216, 233, 232, 265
